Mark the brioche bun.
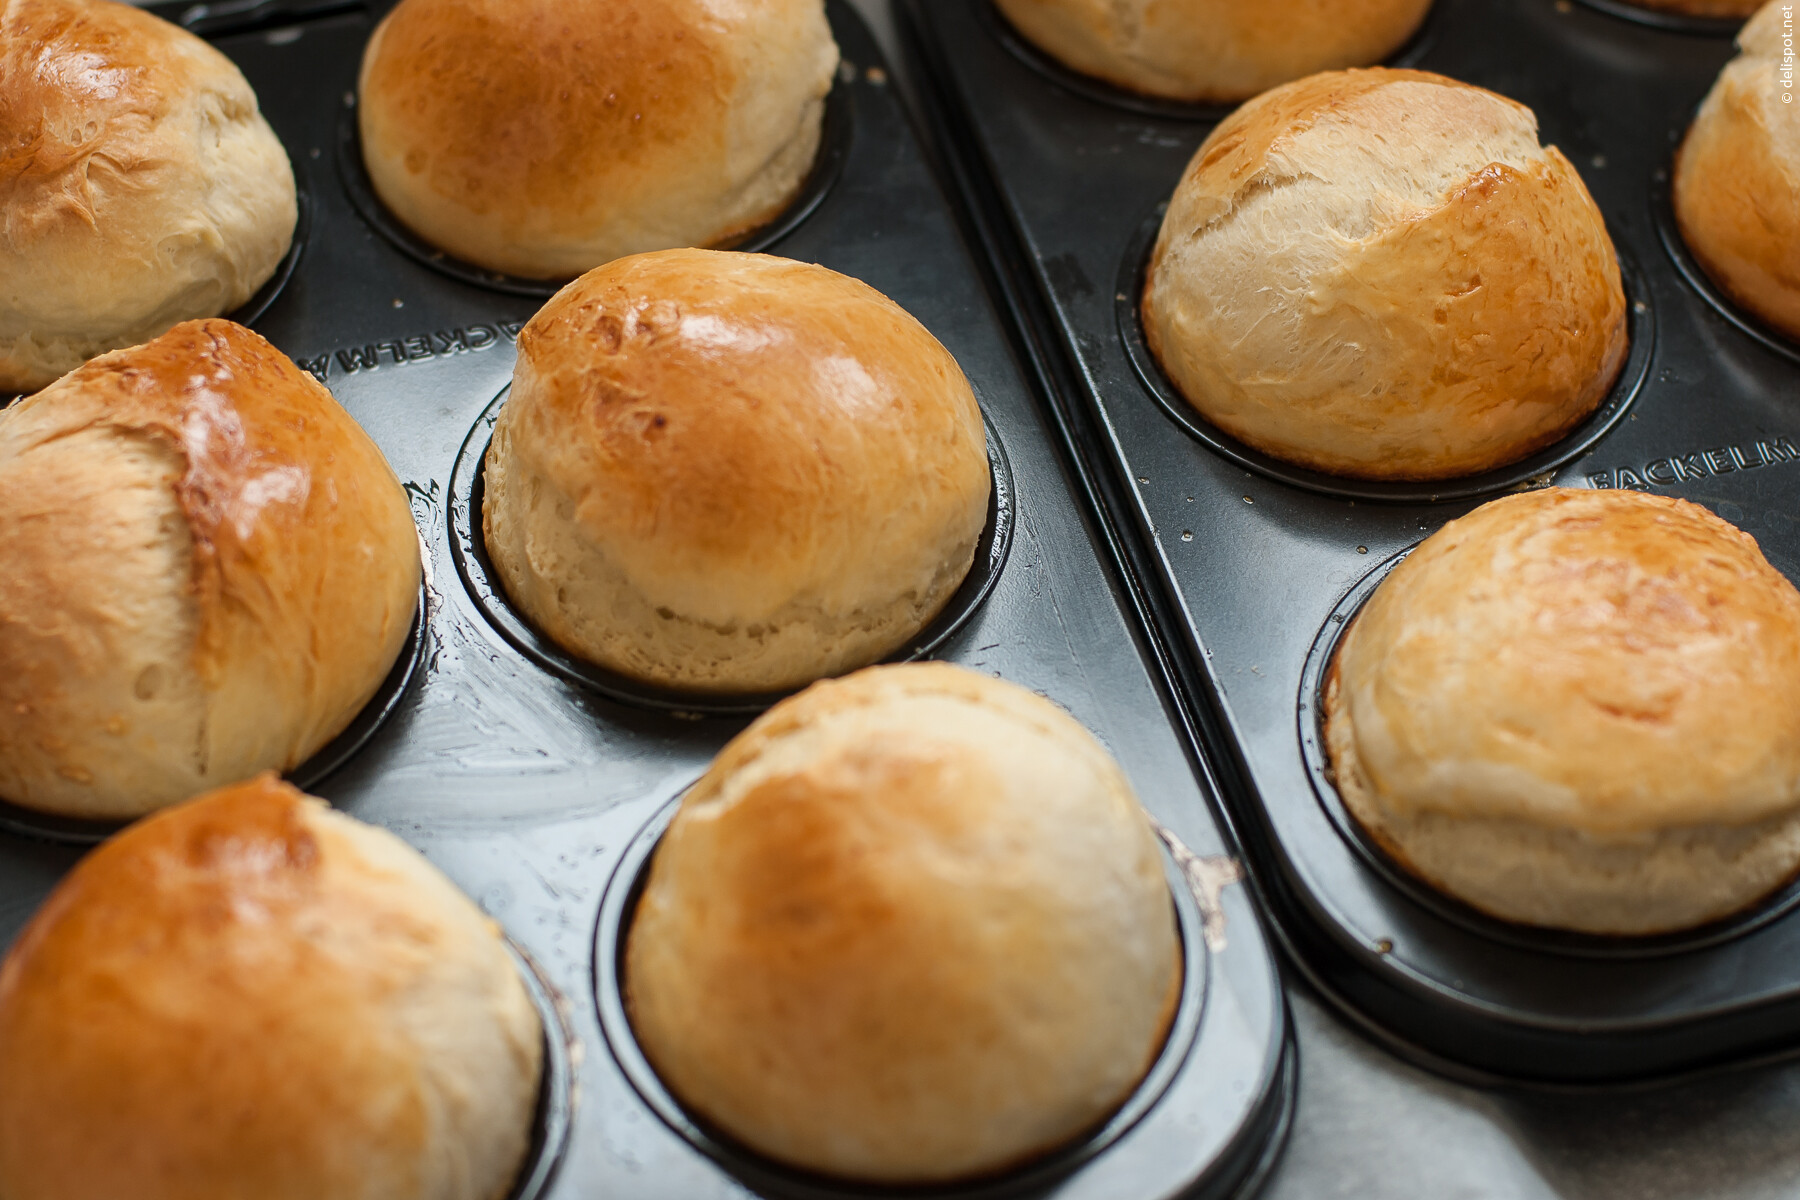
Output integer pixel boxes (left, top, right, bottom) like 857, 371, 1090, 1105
625, 663, 1180, 1181
0, 0, 296, 393
0, 320, 420, 818
356, 0, 838, 279
1325, 488, 1800, 934
1144, 69, 1627, 481
482, 250, 990, 695
1674, 0, 1800, 340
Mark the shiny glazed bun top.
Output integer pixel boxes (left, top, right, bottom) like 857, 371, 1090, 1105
483, 249, 991, 695
1144, 69, 1627, 482
1675, 0, 1800, 341
625, 663, 1180, 1182
0, 775, 545, 1200
1326, 487, 1800, 934
0, 320, 421, 819
357, 0, 839, 279
994, 0, 1434, 102
0, 0, 297, 392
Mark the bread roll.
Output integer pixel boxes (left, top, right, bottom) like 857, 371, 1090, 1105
1324, 488, 1800, 935
356, 0, 838, 280
994, 0, 1433, 102
0, 0, 297, 393
1675, 0, 1800, 340
0, 320, 420, 819
1144, 69, 1627, 481
483, 249, 990, 695
0, 775, 544, 1200
625, 662, 1180, 1182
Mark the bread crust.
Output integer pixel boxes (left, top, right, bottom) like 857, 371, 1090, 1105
1322, 488, 1800, 934
0, 0, 296, 392
0, 320, 421, 816
482, 250, 990, 694
357, 0, 838, 279
1675, 0, 1800, 341
625, 663, 1180, 1182
0, 775, 544, 1200
1144, 69, 1627, 481
994, 0, 1433, 102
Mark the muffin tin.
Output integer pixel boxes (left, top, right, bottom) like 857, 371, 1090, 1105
903, 0, 1800, 1082
446, 390, 1016, 717
0, 1, 1293, 1195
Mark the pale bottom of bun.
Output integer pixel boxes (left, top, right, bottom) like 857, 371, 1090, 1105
1325, 686, 1800, 936
704, 96, 828, 252
1686, 249, 1800, 344
1139, 299, 1621, 485
1673, 169, 1800, 344
483, 452, 976, 695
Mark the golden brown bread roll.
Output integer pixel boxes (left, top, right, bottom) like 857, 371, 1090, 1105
1144, 69, 1628, 482
0, 320, 420, 819
0, 0, 297, 393
356, 0, 838, 280
0, 774, 545, 1200
625, 662, 1180, 1182
482, 249, 990, 695
994, 0, 1433, 102
1324, 488, 1800, 934
1675, 0, 1800, 340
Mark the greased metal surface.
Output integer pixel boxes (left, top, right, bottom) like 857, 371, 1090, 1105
904, 0, 1800, 1082
0, 2, 1293, 1195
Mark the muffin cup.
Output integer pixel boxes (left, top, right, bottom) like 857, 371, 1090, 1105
1651, 159, 1800, 368
1116, 206, 1657, 504
447, 386, 1016, 718
505, 938, 580, 1200
1297, 547, 1800, 960
591, 793, 1215, 1200
977, 0, 1443, 122
1568, 0, 1745, 36
336, 72, 854, 298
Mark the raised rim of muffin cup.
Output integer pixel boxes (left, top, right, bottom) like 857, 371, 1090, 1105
0, 574, 428, 847
590, 792, 1210, 1200
1295, 545, 1800, 960
1567, 0, 1745, 37
976, 0, 1444, 124
505, 938, 580, 1200
234, 153, 313, 330
1115, 205, 1657, 504
447, 385, 1017, 718
334, 71, 855, 299
1650, 159, 1800, 368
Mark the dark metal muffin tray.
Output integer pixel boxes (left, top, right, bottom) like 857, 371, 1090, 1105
0, 2, 1293, 1196
903, 0, 1800, 1083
